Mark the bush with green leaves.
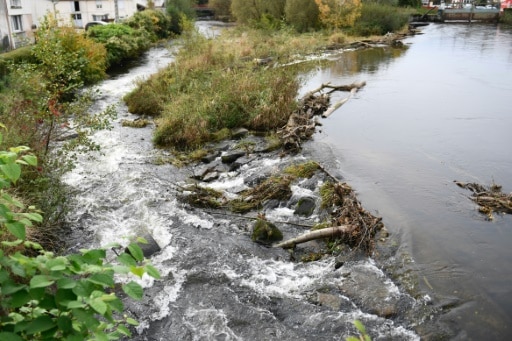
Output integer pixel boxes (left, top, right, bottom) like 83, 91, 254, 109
350, 2, 411, 36
125, 9, 172, 41
87, 24, 151, 67
285, 0, 320, 32
0, 131, 160, 340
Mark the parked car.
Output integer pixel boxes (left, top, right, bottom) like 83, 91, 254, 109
85, 21, 108, 31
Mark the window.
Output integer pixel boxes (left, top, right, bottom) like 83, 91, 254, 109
92, 14, 108, 21
72, 13, 82, 20
96, 0, 102, 9
74, 1, 80, 12
11, 15, 23, 32
10, 0, 22, 8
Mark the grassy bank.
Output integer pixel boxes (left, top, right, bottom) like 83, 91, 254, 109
125, 28, 334, 149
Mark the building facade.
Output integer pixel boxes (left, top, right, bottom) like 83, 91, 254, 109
1, 0, 151, 52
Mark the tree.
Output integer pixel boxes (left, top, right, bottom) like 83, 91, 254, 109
230, 0, 286, 25
315, 0, 362, 29
166, 0, 196, 34
285, 0, 321, 32
210, 0, 232, 18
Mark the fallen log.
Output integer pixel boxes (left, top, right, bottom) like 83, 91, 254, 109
273, 225, 355, 249
322, 86, 360, 118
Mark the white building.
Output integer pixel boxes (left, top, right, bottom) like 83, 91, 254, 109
1, 0, 155, 52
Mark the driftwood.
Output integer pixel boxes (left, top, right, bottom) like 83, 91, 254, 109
278, 82, 366, 153
273, 225, 355, 249
456, 181, 512, 219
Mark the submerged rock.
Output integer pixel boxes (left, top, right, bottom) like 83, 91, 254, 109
251, 219, 283, 245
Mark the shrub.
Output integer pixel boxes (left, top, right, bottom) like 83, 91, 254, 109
87, 24, 150, 67
166, 0, 196, 34
33, 16, 107, 92
210, 0, 232, 19
0, 137, 160, 340
125, 9, 172, 41
231, 0, 286, 25
350, 2, 411, 36
285, 0, 321, 32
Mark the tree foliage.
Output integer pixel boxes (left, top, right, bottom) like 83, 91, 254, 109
210, 0, 232, 18
87, 24, 150, 67
285, 0, 321, 32
230, 0, 286, 25
315, 0, 363, 29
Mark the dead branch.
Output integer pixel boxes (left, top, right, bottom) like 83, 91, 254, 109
273, 225, 355, 249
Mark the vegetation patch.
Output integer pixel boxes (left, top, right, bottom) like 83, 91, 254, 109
284, 161, 320, 178
121, 118, 150, 128
229, 175, 294, 213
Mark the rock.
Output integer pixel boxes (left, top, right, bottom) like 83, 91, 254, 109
203, 171, 219, 182
221, 151, 246, 164
126, 231, 161, 258
231, 128, 249, 139
251, 219, 283, 245
294, 196, 316, 217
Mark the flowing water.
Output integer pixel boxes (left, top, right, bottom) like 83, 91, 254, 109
61, 22, 512, 340
304, 23, 512, 339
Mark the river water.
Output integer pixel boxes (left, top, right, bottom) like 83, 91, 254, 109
61, 22, 512, 340
305, 23, 512, 339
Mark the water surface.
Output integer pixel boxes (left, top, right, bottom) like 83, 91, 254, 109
306, 23, 512, 339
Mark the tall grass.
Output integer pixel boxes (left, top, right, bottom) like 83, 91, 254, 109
126, 29, 320, 149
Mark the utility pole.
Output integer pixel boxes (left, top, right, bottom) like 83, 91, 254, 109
114, 0, 119, 22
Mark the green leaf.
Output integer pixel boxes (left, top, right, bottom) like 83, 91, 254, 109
30, 275, 55, 289
106, 296, 123, 312
126, 317, 139, 326
55, 288, 77, 307
2, 239, 23, 247
126, 243, 144, 262
57, 316, 73, 333
354, 320, 367, 334
89, 297, 107, 315
87, 272, 114, 287
20, 212, 43, 223
144, 264, 161, 279
116, 325, 131, 337
57, 278, 77, 289
1, 281, 27, 295
67, 301, 86, 309
2, 192, 23, 208
47, 257, 68, 271
21, 155, 37, 166
81, 249, 106, 264
6, 222, 26, 240
0, 163, 21, 183
0, 332, 23, 341
10, 290, 32, 308
117, 253, 136, 267
130, 266, 145, 278
122, 281, 143, 300
25, 315, 55, 335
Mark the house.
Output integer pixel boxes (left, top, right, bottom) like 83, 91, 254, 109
0, 0, 44, 51
1, 0, 158, 52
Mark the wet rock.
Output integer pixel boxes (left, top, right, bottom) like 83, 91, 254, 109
201, 150, 220, 163
251, 219, 283, 245
294, 196, 316, 217
203, 171, 219, 182
337, 260, 402, 318
229, 155, 254, 171
221, 151, 246, 164
127, 231, 161, 258
231, 128, 249, 139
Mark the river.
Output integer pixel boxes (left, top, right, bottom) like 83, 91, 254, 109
305, 23, 512, 339
61, 22, 512, 340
